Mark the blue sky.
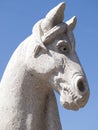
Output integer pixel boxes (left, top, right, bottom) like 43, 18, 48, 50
0, 0, 98, 130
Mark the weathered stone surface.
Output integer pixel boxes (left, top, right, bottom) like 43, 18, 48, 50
0, 2, 90, 130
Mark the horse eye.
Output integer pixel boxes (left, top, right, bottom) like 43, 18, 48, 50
61, 46, 67, 51
56, 40, 70, 55
59, 45, 69, 54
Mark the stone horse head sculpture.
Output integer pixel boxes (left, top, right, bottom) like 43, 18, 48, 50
0, 2, 90, 130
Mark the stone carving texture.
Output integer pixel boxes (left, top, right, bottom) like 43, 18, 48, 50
0, 2, 90, 130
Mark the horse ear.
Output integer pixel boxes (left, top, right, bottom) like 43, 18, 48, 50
66, 16, 77, 30
41, 2, 66, 33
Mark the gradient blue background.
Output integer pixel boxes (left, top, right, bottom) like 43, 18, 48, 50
0, 0, 98, 130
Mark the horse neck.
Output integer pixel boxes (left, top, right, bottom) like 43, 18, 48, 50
0, 61, 51, 129
0, 37, 62, 130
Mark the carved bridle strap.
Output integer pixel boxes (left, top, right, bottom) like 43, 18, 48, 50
33, 22, 67, 58
41, 23, 67, 45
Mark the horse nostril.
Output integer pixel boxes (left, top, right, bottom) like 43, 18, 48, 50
77, 79, 86, 93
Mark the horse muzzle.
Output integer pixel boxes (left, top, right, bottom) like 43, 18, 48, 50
60, 73, 90, 110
